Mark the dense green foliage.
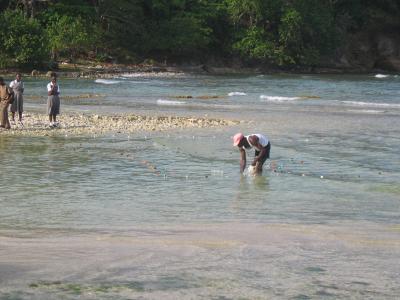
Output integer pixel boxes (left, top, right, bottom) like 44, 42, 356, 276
0, 9, 47, 68
0, 0, 399, 68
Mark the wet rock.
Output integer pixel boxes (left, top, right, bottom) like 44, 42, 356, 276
4, 112, 238, 137
375, 57, 400, 72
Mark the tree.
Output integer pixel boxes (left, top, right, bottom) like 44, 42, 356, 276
227, 0, 337, 66
0, 9, 47, 67
96, 0, 147, 56
45, 14, 98, 61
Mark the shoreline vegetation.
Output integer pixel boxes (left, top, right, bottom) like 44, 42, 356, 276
1, 2, 399, 76
0, 112, 240, 137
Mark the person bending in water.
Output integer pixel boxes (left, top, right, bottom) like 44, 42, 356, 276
233, 133, 271, 174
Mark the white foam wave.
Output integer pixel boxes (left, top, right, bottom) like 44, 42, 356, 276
346, 109, 385, 114
260, 95, 301, 102
375, 74, 389, 78
121, 72, 184, 78
157, 99, 186, 106
341, 101, 400, 108
228, 92, 247, 96
95, 79, 121, 85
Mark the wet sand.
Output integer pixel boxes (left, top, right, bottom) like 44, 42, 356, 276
1, 112, 240, 137
1, 223, 399, 299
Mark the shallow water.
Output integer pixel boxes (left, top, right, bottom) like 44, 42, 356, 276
1, 73, 400, 299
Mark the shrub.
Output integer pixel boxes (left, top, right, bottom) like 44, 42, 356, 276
0, 9, 48, 67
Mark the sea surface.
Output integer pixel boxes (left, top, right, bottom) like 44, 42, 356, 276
0, 73, 399, 299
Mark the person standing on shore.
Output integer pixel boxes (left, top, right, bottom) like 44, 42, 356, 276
0, 77, 14, 130
47, 74, 60, 127
9, 73, 24, 126
233, 133, 271, 175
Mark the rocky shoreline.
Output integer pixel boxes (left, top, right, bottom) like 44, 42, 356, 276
0, 113, 240, 137
2, 59, 398, 80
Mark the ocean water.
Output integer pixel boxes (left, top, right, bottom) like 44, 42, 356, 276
0, 73, 399, 299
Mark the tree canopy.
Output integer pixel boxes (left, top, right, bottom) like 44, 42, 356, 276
0, 0, 399, 68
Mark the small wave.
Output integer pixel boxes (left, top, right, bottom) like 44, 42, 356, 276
157, 99, 186, 106
375, 74, 389, 78
346, 109, 385, 114
228, 92, 247, 96
299, 95, 321, 99
121, 72, 184, 78
341, 101, 400, 108
260, 95, 301, 102
95, 79, 121, 85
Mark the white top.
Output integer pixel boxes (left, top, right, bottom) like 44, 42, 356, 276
47, 82, 60, 94
10, 80, 24, 90
244, 134, 269, 151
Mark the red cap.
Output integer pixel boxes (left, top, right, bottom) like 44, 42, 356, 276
233, 133, 244, 146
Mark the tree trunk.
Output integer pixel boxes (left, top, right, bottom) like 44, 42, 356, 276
21, 0, 53, 18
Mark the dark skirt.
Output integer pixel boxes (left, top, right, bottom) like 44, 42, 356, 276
10, 91, 23, 113
47, 95, 60, 115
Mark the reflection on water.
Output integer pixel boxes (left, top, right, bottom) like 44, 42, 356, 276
231, 175, 270, 214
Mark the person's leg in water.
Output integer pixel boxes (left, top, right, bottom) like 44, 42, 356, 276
254, 142, 271, 174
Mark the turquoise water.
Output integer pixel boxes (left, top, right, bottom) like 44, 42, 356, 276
0, 73, 399, 299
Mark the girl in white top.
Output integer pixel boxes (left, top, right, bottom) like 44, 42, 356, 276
47, 75, 61, 127
233, 133, 271, 174
9, 73, 24, 125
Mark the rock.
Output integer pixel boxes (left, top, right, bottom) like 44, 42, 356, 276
31, 70, 40, 76
4, 112, 236, 137
376, 35, 398, 57
375, 57, 400, 72
46, 71, 56, 77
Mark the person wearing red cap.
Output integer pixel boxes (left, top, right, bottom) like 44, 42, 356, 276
233, 133, 271, 174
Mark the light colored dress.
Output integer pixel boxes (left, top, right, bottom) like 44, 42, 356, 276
10, 79, 24, 113
47, 82, 60, 115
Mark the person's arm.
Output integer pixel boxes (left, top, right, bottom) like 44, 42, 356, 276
239, 148, 246, 173
252, 147, 267, 166
47, 84, 53, 96
48, 84, 57, 96
52, 85, 58, 95
6, 87, 14, 104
